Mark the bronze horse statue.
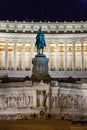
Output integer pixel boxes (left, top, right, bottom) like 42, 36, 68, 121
35, 27, 46, 54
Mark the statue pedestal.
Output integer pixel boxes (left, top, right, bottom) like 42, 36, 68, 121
31, 54, 51, 82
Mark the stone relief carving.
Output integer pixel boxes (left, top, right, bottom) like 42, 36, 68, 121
0, 94, 33, 109
36, 90, 47, 108
39, 91, 44, 107
82, 83, 87, 88
46, 93, 49, 107
0, 83, 87, 115
50, 92, 87, 111
51, 81, 58, 87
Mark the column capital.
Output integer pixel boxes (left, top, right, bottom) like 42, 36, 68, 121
22, 41, 26, 43
72, 40, 76, 43
12, 40, 17, 44
63, 40, 67, 43
5, 41, 9, 43
80, 39, 84, 43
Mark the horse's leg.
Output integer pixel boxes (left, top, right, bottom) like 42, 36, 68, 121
38, 49, 40, 54
37, 49, 38, 54
37, 47, 38, 54
42, 48, 43, 54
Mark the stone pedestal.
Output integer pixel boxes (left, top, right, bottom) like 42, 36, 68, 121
31, 54, 51, 82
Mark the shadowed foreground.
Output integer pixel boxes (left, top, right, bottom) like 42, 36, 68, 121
0, 119, 87, 130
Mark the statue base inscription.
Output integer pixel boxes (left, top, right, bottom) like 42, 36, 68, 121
31, 54, 51, 82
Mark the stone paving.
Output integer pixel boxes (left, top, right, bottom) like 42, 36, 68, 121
0, 119, 87, 130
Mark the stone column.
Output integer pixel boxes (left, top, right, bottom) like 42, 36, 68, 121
64, 41, 67, 71
46, 94, 49, 108
48, 42, 50, 70
5, 42, 8, 70
14, 41, 17, 70
81, 40, 84, 71
72, 41, 76, 71
33, 90, 36, 108
30, 42, 33, 71
56, 42, 58, 70
22, 42, 25, 71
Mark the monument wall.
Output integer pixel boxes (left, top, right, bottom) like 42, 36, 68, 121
0, 81, 87, 117
50, 82, 87, 115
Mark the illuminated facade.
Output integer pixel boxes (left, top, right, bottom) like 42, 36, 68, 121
0, 21, 87, 79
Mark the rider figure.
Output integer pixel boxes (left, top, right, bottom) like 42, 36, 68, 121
35, 27, 46, 54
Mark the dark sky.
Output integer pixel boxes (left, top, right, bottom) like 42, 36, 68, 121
0, 0, 87, 22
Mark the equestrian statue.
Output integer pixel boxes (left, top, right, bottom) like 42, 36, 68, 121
35, 27, 46, 54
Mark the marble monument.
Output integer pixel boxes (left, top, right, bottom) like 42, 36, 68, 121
31, 28, 50, 82
0, 27, 87, 120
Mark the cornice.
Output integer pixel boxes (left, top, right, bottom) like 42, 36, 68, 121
0, 21, 87, 34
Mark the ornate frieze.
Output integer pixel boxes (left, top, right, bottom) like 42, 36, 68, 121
0, 81, 87, 116
0, 21, 87, 33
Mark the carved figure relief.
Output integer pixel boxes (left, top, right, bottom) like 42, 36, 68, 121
37, 90, 47, 108
0, 94, 33, 110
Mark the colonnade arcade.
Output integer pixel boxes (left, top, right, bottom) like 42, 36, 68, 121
0, 40, 87, 72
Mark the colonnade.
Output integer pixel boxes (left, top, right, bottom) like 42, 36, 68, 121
0, 40, 87, 71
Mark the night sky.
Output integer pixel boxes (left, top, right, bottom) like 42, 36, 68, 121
0, 0, 87, 22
